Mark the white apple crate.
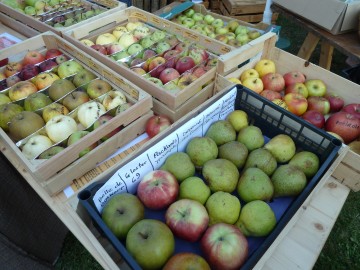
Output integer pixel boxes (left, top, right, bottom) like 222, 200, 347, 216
0, 32, 154, 196
214, 34, 360, 192
0, 0, 127, 37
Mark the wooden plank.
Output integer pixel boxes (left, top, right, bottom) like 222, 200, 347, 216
298, 32, 320, 60
319, 42, 334, 70
223, 0, 266, 15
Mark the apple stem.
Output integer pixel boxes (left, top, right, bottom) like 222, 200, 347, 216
139, 232, 148, 239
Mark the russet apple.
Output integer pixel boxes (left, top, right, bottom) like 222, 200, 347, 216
24, 92, 52, 111
22, 134, 53, 160
33, 72, 60, 90
261, 72, 285, 92
45, 114, 78, 143
254, 59, 276, 78
22, 50, 45, 66
48, 78, 76, 101
0, 103, 24, 131
8, 81, 38, 101
86, 79, 112, 99
283, 92, 308, 116
62, 90, 90, 111
8, 111, 45, 142
42, 102, 69, 122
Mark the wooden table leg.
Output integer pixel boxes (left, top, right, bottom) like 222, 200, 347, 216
319, 41, 334, 70
297, 32, 320, 60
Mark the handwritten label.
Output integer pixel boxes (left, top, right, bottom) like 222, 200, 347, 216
93, 87, 238, 213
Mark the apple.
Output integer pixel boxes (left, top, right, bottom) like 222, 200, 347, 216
165, 199, 209, 242
0, 72, 5, 81
248, 30, 261, 40
133, 25, 151, 40
48, 78, 76, 101
159, 68, 180, 84
126, 219, 175, 269
177, 73, 198, 89
283, 71, 306, 87
302, 110, 326, 129
148, 56, 166, 72
95, 33, 117, 45
22, 50, 45, 66
175, 56, 196, 74
131, 67, 147, 76
39, 60, 58, 72
0, 103, 24, 131
8, 111, 45, 142
19, 64, 40, 80
325, 111, 360, 143
192, 65, 207, 78
235, 25, 249, 35
227, 20, 240, 32
93, 114, 121, 141
115, 103, 132, 116
211, 18, 224, 29
204, 14, 215, 25
273, 98, 289, 110
112, 26, 128, 39
76, 101, 106, 128
24, 92, 52, 111
118, 33, 138, 48
236, 34, 250, 45
22, 134, 53, 160
147, 77, 164, 87
242, 77, 264, 94
240, 68, 259, 82
102, 193, 145, 240
4, 62, 23, 77
150, 30, 167, 42
225, 32, 236, 41
140, 36, 156, 49
45, 48, 62, 60
126, 21, 143, 32
205, 58, 218, 70
33, 72, 60, 90
145, 114, 172, 138
260, 89, 282, 101
0, 93, 11, 105
62, 91, 90, 111
6, 75, 21, 87
215, 34, 229, 44
57, 60, 84, 79
38, 145, 64, 159
324, 92, 345, 113
72, 69, 97, 88
284, 93, 308, 116
127, 43, 144, 55
67, 130, 98, 157
307, 96, 330, 115
102, 90, 127, 111
175, 42, 190, 54
137, 170, 179, 210
285, 82, 308, 98
254, 59, 276, 78
86, 79, 112, 99
184, 8, 195, 18
91, 44, 108, 55
261, 72, 285, 92
203, 25, 215, 35
55, 54, 69, 65
8, 81, 38, 101
45, 114, 78, 143
142, 49, 157, 61
24, 6, 36, 15
305, 79, 327, 97
163, 253, 210, 270
228, 77, 242, 84
188, 47, 209, 65
342, 103, 360, 119
201, 223, 248, 270
155, 41, 171, 55
80, 39, 95, 47
42, 102, 69, 123
106, 43, 124, 55
182, 18, 195, 28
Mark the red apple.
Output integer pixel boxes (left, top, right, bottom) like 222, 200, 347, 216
324, 92, 345, 113
45, 49, 63, 60
283, 93, 308, 116
145, 114, 172, 138
201, 223, 248, 270
137, 170, 179, 210
19, 64, 40, 80
175, 42, 189, 53
283, 71, 306, 87
106, 44, 124, 55
165, 199, 209, 242
342, 103, 360, 119
260, 89, 282, 101
39, 60, 58, 72
261, 72, 285, 92
163, 50, 180, 61
148, 56, 166, 72
22, 50, 45, 66
159, 68, 180, 84
192, 65, 207, 78
93, 114, 121, 141
142, 49, 157, 61
129, 58, 145, 68
163, 253, 210, 270
91, 44, 108, 55
285, 82, 308, 98
175, 56, 196, 74
302, 110, 326, 129
188, 47, 209, 64
325, 111, 360, 143
307, 96, 330, 115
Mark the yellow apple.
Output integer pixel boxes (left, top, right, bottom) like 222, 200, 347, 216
240, 68, 259, 82
95, 33, 117, 45
254, 59, 276, 78
227, 77, 242, 84
272, 98, 288, 110
242, 77, 264, 94
226, 110, 248, 132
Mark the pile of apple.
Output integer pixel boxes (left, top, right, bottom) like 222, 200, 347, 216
2, 0, 104, 28
80, 21, 217, 92
229, 59, 360, 147
0, 49, 131, 160
171, 8, 262, 47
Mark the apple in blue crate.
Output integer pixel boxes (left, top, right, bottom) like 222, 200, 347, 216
126, 219, 175, 269
67, 130, 98, 157
163, 253, 210, 270
57, 60, 84, 79
93, 114, 122, 141
127, 43, 143, 55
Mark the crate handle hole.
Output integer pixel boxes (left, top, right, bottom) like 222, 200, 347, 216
78, 190, 92, 201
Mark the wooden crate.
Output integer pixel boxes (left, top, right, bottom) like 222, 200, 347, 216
63, 7, 230, 112
0, 12, 40, 40
0, 0, 126, 37
220, 0, 279, 24
214, 35, 360, 191
0, 32, 153, 196
132, 0, 168, 12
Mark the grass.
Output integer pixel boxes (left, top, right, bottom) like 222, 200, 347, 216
54, 13, 359, 270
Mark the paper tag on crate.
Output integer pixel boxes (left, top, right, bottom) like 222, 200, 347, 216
93, 87, 238, 212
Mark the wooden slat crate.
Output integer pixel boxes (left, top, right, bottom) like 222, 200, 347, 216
0, 32, 153, 196
220, 0, 279, 24
132, 0, 168, 12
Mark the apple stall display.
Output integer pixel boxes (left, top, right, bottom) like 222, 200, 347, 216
78, 85, 342, 270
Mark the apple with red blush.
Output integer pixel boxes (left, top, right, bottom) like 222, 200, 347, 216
325, 111, 360, 143
45, 49, 63, 60
285, 82, 309, 98
283, 71, 306, 87
342, 103, 360, 119
22, 50, 45, 66
136, 170, 179, 210
163, 50, 180, 61
142, 49, 157, 61
324, 92, 345, 113
91, 44, 108, 55
159, 68, 180, 84
307, 96, 330, 115
93, 114, 122, 141
106, 44, 124, 55
175, 56, 196, 74
188, 47, 209, 64
283, 92, 308, 116
261, 72, 285, 92
145, 114, 172, 138
19, 64, 40, 80
39, 60, 58, 72
302, 110, 326, 129
192, 65, 207, 78
148, 57, 166, 72
260, 89, 282, 101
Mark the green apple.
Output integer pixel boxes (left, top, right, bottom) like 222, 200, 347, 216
150, 30, 166, 42
57, 60, 84, 79
127, 43, 144, 55
45, 114, 77, 143
95, 33, 117, 46
42, 102, 69, 123
0, 93, 11, 105
24, 92, 52, 111
67, 130, 97, 157
48, 78, 76, 101
184, 8, 195, 18
86, 79, 112, 99
62, 90, 90, 112
204, 14, 215, 25
0, 103, 24, 131
182, 18, 195, 28
126, 219, 175, 269
24, 6, 36, 15
227, 20, 240, 32
192, 12, 204, 22
38, 145, 64, 159
211, 18, 224, 29
72, 69, 97, 88
140, 36, 155, 48
102, 193, 145, 239
235, 25, 249, 35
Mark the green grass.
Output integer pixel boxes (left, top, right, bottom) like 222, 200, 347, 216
54, 13, 359, 270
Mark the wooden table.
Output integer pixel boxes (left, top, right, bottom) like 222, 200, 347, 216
272, 4, 360, 70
